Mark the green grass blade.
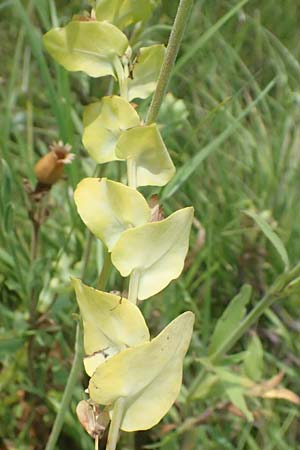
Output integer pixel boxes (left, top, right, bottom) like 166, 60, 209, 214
162, 78, 276, 200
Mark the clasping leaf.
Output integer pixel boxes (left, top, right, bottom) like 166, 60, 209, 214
43, 20, 128, 78
89, 311, 194, 431
111, 207, 194, 299
128, 45, 166, 101
95, 0, 153, 29
82, 96, 140, 163
74, 177, 151, 250
116, 124, 175, 187
73, 278, 150, 376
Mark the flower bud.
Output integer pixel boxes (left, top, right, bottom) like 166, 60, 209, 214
34, 141, 75, 186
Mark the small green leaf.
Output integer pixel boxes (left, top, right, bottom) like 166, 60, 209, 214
209, 285, 252, 356
225, 384, 253, 421
0, 159, 12, 207
0, 335, 25, 356
74, 177, 151, 250
193, 374, 219, 400
128, 45, 165, 101
244, 210, 290, 270
43, 20, 128, 78
3, 202, 14, 234
111, 207, 194, 299
82, 96, 140, 163
72, 278, 150, 376
116, 124, 175, 187
89, 311, 194, 431
243, 334, 264, 382
95, 0, 152, 29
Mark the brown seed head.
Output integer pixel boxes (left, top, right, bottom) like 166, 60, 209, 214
34, 141, 75, 186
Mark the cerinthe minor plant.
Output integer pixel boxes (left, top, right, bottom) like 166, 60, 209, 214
43, 1, 194, 449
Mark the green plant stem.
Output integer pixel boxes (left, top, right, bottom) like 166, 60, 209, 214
106, 398, 126, 450
146, 0, 194, 125
187, 267, 300, 401
97, 249, 112, 290
127, 159, 137, 189
45, 324, 84, 450
128, 270, 140, 304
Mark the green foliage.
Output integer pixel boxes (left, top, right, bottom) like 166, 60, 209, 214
209, 285, 252, 356
2, 0, 300, 449
243, 334, 264, 382
244, 210, 290, 270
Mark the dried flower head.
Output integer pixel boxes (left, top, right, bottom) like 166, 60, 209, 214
34, 141, 75, 186
76, 400, 110, 439
149, 194, 164, 222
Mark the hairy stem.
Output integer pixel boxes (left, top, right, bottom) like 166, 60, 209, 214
146, 0, 194, 124
106, 398, 126, 450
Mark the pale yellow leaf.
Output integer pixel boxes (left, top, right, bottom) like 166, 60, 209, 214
115, 124, 175, 187
95, 0, 152, 29
111, 207, 194, 299
72, 278, 149, 376
82, 96, 140, 163
74, 177, 151, 250
43, 20, 128, 78
89, 311, 195, 431
128, 45, 166, 101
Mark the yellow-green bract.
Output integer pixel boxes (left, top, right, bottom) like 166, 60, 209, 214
89, 311, 195, 431
128, 45, 166, 101
82, 96, 140, 163
74, 177, 151, 251
116, 124, 175, 187
43, 20, 128, 78
72, 279, 150, 376
95, 0, 153, 29
111, 207, 194, 299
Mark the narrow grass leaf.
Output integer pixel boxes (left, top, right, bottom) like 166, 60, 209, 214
209, 285, 252, 356
174, 0, 249, 74
162, 79, 276, 200
243, 334, 264, 382
244, 210, 290, 270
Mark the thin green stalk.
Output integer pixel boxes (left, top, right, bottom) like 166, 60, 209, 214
97, 249, 112, 290
45, 324, 84, 450
127, 159, 137, 190
146, 0, 194, 124
128, 270, 140, 305
106, 398, 126, 450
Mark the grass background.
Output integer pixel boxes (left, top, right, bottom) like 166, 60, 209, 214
1, 0, 300, 448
